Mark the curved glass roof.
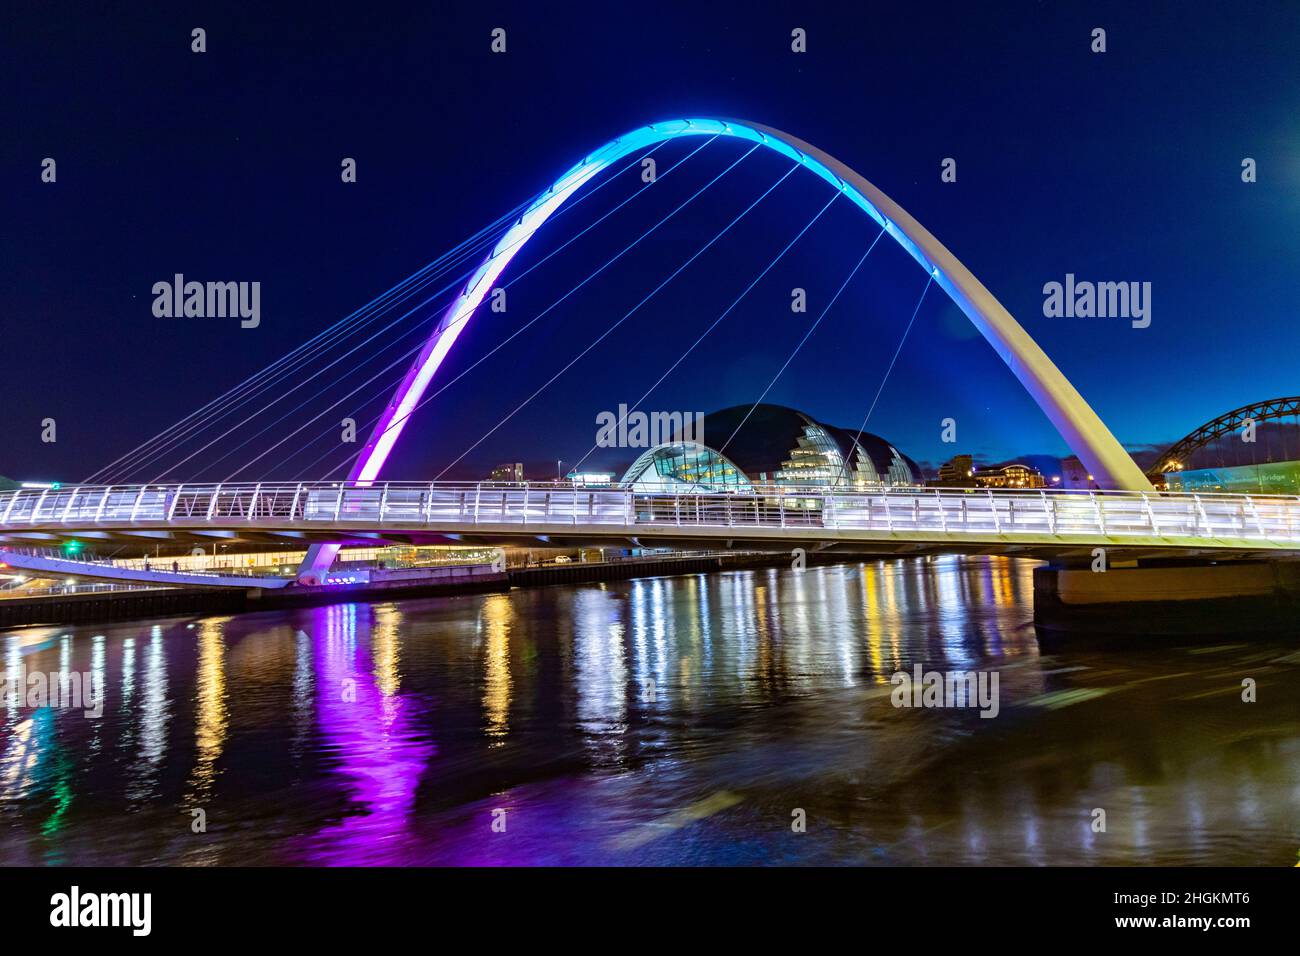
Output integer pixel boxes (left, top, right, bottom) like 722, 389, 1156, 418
620, 442, 753, 493
697, 404, 922, 486
616, 405, 921, 491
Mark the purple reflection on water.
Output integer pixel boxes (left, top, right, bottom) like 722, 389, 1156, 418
297, 603, 435, 865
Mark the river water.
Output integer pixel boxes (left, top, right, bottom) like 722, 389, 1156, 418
2, 556, 1297, 866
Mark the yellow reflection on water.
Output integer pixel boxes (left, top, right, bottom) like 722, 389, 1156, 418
990, 556, 1013, 608
372, 605, 402, 701
187, 617, 229, 800
860, 564, 887, 683
754, 582, 773, 686
481, 594, 513, 742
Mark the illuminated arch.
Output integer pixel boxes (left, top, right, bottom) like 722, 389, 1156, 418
302, 118, 1151, 576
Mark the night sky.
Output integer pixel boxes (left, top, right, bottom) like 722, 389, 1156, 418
3, 1, 1298, 483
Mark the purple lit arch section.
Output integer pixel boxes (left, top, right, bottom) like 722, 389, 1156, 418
301, 118, 1151, 578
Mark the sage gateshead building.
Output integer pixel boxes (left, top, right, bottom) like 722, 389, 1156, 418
618, 404, 923, 494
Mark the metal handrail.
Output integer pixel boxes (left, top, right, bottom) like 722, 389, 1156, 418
2, 480, 1300, 545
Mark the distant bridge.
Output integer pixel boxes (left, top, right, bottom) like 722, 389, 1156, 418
3, 482, 1299, 587
1149, 396, 1300, 479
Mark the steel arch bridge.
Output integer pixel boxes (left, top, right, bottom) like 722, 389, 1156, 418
1148, 397, 1300, 479
302, 116, 1154, 578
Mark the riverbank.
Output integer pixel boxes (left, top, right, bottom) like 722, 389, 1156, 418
0, 551, 810, 629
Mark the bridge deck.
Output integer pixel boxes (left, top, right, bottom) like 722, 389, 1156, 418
2, 482, 1299, 560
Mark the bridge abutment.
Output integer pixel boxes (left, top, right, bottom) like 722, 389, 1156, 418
1033, 560, 1300, 641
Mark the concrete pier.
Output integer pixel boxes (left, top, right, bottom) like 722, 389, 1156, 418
1033, 560, 1300, 639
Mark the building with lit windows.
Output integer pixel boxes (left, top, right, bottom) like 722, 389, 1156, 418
618, 404, 922, 492
930, 455, 1046, 489
934, 454, 974, 485
972, 462, 1046, 489
565, 470, 616, 487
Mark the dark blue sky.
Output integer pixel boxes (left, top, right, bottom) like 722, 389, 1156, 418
3, 1, 1298, 482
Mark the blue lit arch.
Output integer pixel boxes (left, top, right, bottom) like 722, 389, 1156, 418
302, 118, 1152, 575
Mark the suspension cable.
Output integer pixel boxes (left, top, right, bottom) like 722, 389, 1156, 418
718, 226, 888, 458
841, 272, 935, 482
87, 194, 532, 483
566, 186, 842, 476
308, 141, 759, 482
432, 157, 796, 481
231, 138, 726, 483
92, 140, 678, 483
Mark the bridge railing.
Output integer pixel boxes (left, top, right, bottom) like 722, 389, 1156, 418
3, 481, 1300, 543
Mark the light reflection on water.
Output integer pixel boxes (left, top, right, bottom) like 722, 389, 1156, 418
0, 556, 1297, 866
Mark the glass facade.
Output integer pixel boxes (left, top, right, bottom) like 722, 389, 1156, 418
775, 423, 851, 486
775, 423, 917, 490
621, 443, 753, 493
618, 409, 922, 498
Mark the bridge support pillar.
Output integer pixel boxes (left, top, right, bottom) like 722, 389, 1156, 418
1033, 560, 1300, 641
